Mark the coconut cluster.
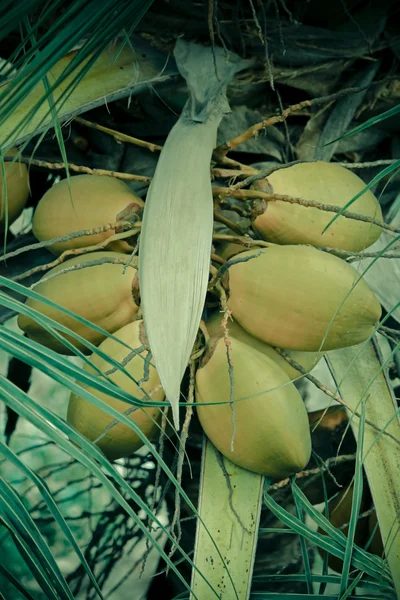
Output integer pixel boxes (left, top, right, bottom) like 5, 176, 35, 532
18, 161, 383, 477
19, 175, 165, 459
200, 161, 382, 478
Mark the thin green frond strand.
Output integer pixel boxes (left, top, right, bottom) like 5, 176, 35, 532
0, 563, 37, 600
322, 159, 400, 233
0, 376, 223, 600
264, 480, 390, 585
0, 440, 104, 600
0, 331, 236, 598
339, 405, 365, 595
326, 104, 400, 145
0, 477, 74, 600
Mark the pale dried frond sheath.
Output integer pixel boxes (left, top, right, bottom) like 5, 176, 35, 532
139, 40, 248, 428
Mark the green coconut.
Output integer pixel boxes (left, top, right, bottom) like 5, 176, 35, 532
67, 320, 165, 460
196, 336, 312, 478
0, 148, 30, 229
206, 311, 322, 379
225, 245, 381, 351
252, 161, 382, 251
18, 251, 139, 354
32, 175, 143, 255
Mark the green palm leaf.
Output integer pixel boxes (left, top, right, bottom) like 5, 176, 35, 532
0, 440, 104, 599
0, 0, 181, 155
0, 374, 221, 599
0, 563, 37, 600
327, 104, 400, 145
264, 481, 390, 584
0, 477, 74, 600
0, 323, 234, 597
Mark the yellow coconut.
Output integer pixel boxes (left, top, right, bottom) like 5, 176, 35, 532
67, 320, 165, 460
196, 336, 311, 478
0, 148, 30, 229
206, 311, 322, 379
32, 174, 143, 255
18, 251, 139, 354
225, 245, 381, 351
252, 161, 382, 251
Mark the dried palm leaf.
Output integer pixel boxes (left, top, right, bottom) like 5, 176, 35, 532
139, 39, 249, 428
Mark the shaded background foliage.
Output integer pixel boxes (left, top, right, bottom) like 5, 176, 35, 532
0, 0, 400, 598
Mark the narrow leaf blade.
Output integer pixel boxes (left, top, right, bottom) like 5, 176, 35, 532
0, 40, 173, 149
327, 340, 400, 597
191, 438, 263, 600
139, 116, 216, 427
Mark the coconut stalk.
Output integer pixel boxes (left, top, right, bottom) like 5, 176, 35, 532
190, 437, 263, 600
139, 39, 249, 428
327, 339, 400, 597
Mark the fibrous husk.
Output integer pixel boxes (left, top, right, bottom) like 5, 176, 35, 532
252, 161, 382, 251
225, 245, 381, 352
196, 336, 311, 478
67, 320, 165, 460
32, 175, 143, 255
0, 148, 30, 229
18, 251, 139, 354
206, 311, 322, 380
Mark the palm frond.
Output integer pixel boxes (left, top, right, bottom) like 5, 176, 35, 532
0, 373, 217, 599
0, 325, 148, 406
191, 438, 262, 599
0, 0, 163, 150
0, 476, 74, 600
264, 481, 389, 585
0, 284, 151, 391
0, 563, 37, 600
328, 340, 400, 596
0, 440, 104, 600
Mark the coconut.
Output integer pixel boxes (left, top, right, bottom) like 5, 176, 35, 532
32, 175, 143, 255
67, 320, 165, 460
0, 148, 30, 229
196, 336, 311, 478
17, 251, 139, 354
252, 161, 382, 251
206, 311, 322, 379
225, 245, 381, 351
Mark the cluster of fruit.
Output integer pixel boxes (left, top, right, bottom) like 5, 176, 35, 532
197, 161, 382, 478
12, 174, 164, 459
4, 158, 383, 481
